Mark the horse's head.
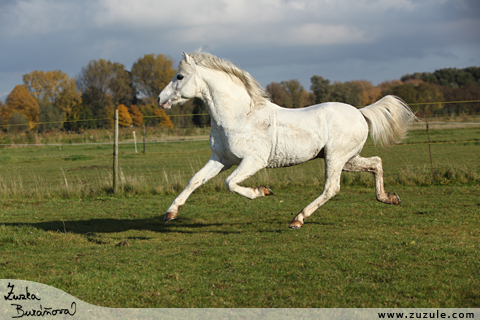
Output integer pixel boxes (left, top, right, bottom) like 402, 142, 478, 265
158, 52, 197, 110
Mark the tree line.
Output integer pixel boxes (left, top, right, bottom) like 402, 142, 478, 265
1, 54, 479, 133
268, 67, 480, 117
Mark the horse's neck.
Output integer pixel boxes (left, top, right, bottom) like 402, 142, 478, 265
199, 69, 252, 129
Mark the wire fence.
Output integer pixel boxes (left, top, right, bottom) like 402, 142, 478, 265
1, 99, 480, 129
0, 99, 479, 149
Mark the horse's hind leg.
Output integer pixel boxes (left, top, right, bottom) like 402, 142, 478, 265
342, 155, 401, 205
289, 158, 343, 229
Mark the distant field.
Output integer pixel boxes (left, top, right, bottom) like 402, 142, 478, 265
0, 126, 479, 307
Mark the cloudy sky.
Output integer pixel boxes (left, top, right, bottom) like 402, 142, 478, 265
1, 0, 479, 101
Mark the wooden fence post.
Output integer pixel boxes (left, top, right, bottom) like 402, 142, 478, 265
143, 125, 146, 154
113, 109, 119, 194
426, 121, 434, 177
133, 131, 137, 153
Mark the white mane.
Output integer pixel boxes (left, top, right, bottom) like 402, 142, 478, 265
184, 51, 270, 109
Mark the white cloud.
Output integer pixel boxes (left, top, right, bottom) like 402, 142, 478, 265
1, 0, 81, 36
0, 0, 478, 100
89, 0, 383, 47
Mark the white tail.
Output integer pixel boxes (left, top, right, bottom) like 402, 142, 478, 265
359, 95, 417, 148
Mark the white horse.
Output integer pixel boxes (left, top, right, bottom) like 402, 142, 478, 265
158, 51, 416, 229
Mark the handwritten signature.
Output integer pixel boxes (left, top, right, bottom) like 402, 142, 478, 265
4, 282, 76, 318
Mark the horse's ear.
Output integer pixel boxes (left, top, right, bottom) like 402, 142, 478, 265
182, 52, 194, 66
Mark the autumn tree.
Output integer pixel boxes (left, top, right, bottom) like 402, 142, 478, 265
266, 82, 290, 107
155, 109, 174, 129
351, 80, 381, 106
442, 82, 480, 114
266, 80, 310, 108
3, 85, 40, 130
379, 80, 403, 96
117, 104, 132, 127
383, 81, 444, 116
22, 70, 81, 121
129, 105, 143, 126
131, 54, 177, 104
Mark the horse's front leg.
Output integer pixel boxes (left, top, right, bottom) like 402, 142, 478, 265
224, 157, 273, 199
165, 155, 230, 222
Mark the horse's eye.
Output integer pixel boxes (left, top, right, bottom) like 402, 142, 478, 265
177, 74, 184, 80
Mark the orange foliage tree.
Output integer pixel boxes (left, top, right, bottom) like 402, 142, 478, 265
117, 104, 132, 127
3, 85, 40, 130
23, 70, 81, 118
131, 54, 177, 105
129, 105, 143, 126
351, 80, 382, 106
155, 109, 174, 129
379, 80, 403, 95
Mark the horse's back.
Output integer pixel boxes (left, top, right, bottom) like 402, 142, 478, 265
267, 102, 369, 168
274, 101, 367, 137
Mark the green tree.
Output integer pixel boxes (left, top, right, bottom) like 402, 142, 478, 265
38, 101, 64, 131
401, 67, 480, 89
329, 81, 362, 106
310, 75, 332, 104
6, 113, 29, 133
139, 104, 158, 126
280, 79, 309, 108
76, 59, 133, 127
131, 54, 177, 104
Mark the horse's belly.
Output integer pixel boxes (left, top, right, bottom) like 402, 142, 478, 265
267, 130, 324, 168
267, 148, 322, 168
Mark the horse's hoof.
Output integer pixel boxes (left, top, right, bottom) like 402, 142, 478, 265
258, 185, 274, 196
164, 211, 178, 222
387, 192, 401, 205
289, 220, 303, 229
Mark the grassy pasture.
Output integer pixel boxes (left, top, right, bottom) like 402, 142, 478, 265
0, 125, 479, 307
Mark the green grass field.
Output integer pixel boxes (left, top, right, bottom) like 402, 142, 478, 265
0, 126, 479, 307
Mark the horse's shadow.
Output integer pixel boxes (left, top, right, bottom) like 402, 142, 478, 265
4, 216, 248, 236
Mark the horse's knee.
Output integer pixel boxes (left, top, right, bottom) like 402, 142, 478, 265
224, 178, 234, 192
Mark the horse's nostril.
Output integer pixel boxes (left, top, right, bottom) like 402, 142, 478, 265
157, 96, 160, 104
